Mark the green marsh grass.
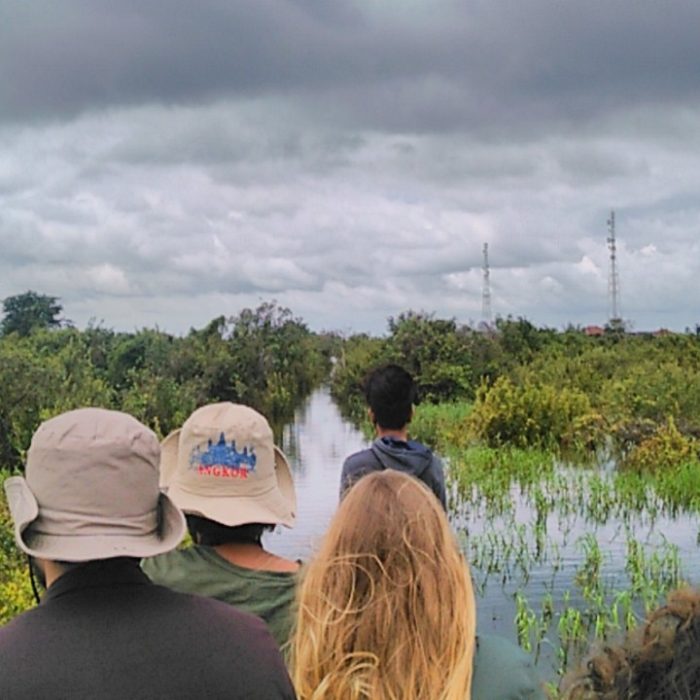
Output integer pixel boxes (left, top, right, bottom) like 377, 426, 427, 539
448, 444, 699, 686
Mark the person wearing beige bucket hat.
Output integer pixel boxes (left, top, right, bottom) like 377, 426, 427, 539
0, 408, 295, 700
143, 402, 300, 650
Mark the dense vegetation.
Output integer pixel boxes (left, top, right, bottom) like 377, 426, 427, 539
0, 480, 33, 621
333, 312, 700, 470
0, 294, 334, 473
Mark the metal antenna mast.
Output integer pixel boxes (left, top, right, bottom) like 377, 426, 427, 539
481, 242, 492, 325
606, 211, 621, 324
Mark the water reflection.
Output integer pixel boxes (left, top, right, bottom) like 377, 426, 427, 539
265, 386, 370, 560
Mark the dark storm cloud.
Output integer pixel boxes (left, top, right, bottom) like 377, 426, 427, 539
2, 2, 700, 333
2, 1, 700, 134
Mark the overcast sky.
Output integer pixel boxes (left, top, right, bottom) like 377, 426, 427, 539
1, 0, 699, 334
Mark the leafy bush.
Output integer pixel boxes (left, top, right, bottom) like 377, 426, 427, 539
0, 301, 332, 466
331, 312, 700, 457
623, 418, 700, 473
0, 473, 33, 624
467, 377, 600, 450
410, 401, 473, 451
385, 312, 474, 401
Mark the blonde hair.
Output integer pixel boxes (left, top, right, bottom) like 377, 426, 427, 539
291, 470, 476, 700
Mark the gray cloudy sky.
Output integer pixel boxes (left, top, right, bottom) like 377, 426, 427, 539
1, 0, 699, 334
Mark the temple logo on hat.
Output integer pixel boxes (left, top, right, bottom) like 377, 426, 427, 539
189, 433, 257, 478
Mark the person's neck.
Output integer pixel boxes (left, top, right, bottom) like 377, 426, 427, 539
40, 559, 72, 588
376, 426, 409, 442
214, 541, 299, 573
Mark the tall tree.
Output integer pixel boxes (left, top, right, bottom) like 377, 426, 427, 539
1, 291, 64, 337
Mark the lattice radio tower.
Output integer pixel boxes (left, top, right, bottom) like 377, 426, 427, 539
607, 210, 621, 324
481, 242, 492, 325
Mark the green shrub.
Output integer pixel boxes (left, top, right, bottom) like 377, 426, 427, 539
0, 301, 331, 466
623, 418, 700, 473
467, 377, 600, 450
410, 401, 473, 451
0, 473, 34, 624
653, 461, 700, 509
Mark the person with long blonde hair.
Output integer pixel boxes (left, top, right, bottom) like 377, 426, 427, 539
291, 470, 543, 699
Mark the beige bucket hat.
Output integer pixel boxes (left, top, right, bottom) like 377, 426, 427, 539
3, 408, 186, 562
162, 403, 296, 528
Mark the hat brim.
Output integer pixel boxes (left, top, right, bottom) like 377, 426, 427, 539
159, 429, 181, 490
167, 446, 296, 528
4, 476, 186, 563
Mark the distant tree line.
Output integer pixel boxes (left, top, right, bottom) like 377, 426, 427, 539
331, 311, 700, 462
0, 292, 336, 472
3, 291, 700, 470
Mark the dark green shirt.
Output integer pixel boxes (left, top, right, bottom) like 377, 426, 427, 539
142, 545, 297, 649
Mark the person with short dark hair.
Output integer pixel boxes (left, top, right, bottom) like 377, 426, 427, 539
142, 402, 299, 649
0, 408, 295, 700
339, 364, 447, 508
560, 587, 700, 700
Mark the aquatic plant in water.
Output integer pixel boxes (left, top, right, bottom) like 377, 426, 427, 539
450, 445, 697, 684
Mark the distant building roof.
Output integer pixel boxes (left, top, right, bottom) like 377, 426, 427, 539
584, 325, 605, 336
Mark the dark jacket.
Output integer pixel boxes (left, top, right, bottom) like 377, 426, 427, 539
340, 436, 447, 509
0, 558, 296, 700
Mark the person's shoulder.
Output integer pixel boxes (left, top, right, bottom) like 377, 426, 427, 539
341, 447, 377, 478
0, 605, 42, 644
117, 588, 299, 698
429, 447, 442, 462
340, 446, 383, 497
0, 605, 56, 668
412, 443, 444, 473
410, 439, 443, 460
142, 544, 208, 579
343, 446, 373, 466
429, 450, 445, 472
160, 584, 281, 640
472, 635, 545, 700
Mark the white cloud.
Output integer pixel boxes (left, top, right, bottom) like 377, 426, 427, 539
2, 29, 700, 335
86, 264, 132, 295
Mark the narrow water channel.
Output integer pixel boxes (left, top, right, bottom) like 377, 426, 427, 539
267, 386, 369, 560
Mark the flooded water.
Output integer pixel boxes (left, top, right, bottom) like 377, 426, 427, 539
266, 387, 700, 682
267, 386, 369, 560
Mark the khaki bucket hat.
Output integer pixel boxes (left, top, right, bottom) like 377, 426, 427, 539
162, 403, 296, 528
3, 408, 186, 562
159, 428, 180, 491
